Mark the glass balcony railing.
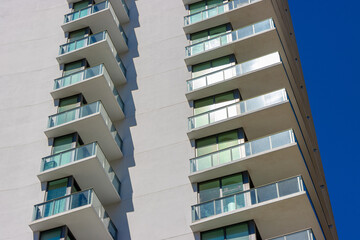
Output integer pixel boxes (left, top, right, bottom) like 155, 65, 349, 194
186, 18, 275, 57
32, 189, 118, 239
47, 101, 123, 150
59, 31, 107, 55
187, 52, 281, 92
192, 176, 305, 221
64, 1, 109, 23
53, 65, 124, 112
190, 129, 295, 173
184, 0, 260, 25
188, 89, 288, 130
40, 142, 121, 195
270, 229, 316, 240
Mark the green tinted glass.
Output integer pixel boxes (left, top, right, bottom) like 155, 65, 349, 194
73, 0, 90, 11
196, 136, 217, 156
214, 91, 235, 104
212, 56, 231, 68
194, 96, 214, 114
199, 180, 220, 202
189, 1, 206, 14
52, 134, 74, 154
47, 178, 68, 201
58, 95, 80, 113
207, 0, 224, 8
64, 60, 83, 76
69, 29, 87, 41
202, 228, 224, 240
40, 227, 62, 240
226, 223, 249, 240
209, 25, 227, 38
218, 130, 238, 150
191, 30, 208, 44
221, 174, 243, 196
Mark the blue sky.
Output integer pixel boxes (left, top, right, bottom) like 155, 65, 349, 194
288, 1, 360, 238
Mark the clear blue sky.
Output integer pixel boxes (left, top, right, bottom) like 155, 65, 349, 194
288, 1, 360, 239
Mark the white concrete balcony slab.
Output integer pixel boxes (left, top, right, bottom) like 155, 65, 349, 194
62, 1, 128, 53
29, 189, 118, 240
38, 143, 121, 205
184, 0, 275, 34
44, 101, 123, 161
184, 18, 280, 66
56, 31, 126, 85
186, 52, 288, 101
66, 0, 129, 23
51, 64, 125, 122
187, 89, 296, 141
267, 229, 316, 240
190, 176, 324, 240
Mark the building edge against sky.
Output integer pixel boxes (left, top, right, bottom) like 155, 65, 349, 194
0, 0, 338, 240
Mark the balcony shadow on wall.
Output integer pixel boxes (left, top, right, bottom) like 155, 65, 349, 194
107, 0, 140, 239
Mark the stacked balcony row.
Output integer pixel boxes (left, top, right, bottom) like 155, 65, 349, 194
30, 0, 130, 239
182, 1, 325, 240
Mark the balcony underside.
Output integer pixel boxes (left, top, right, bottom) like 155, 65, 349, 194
66, 0, 129, 23
56, 40, 126, 85
184, 0, 274, 34
185, 29, 280, 67
190, 192, 324, 240
62, 8, 128, 53
44, 113, 123, 161
51, 74, 125, 122
37, 156, 120, 205
187, 100, 296, 141
186, 62, 288, 101
29, 205, 114, 240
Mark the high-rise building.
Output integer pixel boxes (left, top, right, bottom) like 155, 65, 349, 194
0, 0, 338, 239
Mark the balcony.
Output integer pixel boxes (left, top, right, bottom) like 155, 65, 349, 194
186, 52, 289, 101
187, 89, 297, 140
38, 143, 121, 205
189, 129, 311, 188
183, 0, 276, 34
66, 0, 129, 23
190, 176, 324, 240
29, 189, 117, 240
44, 101, 123, 161
51, 64, 125, 121
268, 229, 316, 240
62, 1, 128, 53
184, 18, 281, 66
56, 31, 126, 84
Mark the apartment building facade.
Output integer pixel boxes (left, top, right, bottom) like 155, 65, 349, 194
0, 0, 338, 239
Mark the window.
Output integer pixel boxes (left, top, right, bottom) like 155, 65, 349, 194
40, 226, 76, 240
73, 0, 92, 11
198, 173, 245, 203
194, 90, 240, 115
45, 177, 81, 201
201, 222, 250, 240
189, 0, 226, 15
190, 24, 231, 44
68, 28, 89, 42
192, 55, 235, 78
58, 94, 86, 113
63, 60, 87, 76
52, 133, 83, 155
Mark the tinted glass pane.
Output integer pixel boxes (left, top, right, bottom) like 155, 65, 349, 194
73, 0, 90, 11
194, 96, 214, 114
69, 29, 87, 41
207, 0, 224, 8
47, 178, 68, 201
256, 183, 277, 203
286, 230, 310, 240
202, 228, 224, 240
196, 136, 217, 156
199, 180, 220, 202
40, 227, 62, 240
52, 134, 74, 154
191, 30, 208, 43
209, 25, 227, 38
221, 174, 243, 196
189, 1, 206, 14
64, 60, 83, 76
218, 130, 238, 150
278, 177, 300, 197
226, 223, 249, 240
58, 95, 80, 113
